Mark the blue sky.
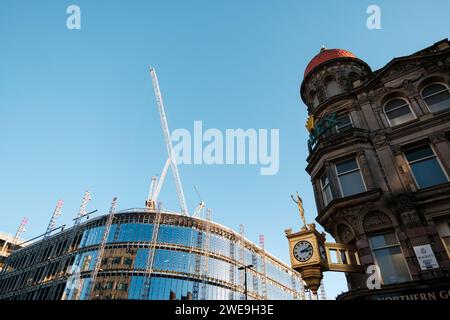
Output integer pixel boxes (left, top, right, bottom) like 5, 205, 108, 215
1, 0, 449, 299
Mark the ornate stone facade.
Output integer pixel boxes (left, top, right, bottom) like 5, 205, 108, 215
300, 40, 450, 299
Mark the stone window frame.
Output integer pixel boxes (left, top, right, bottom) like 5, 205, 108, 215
382, 96, 417, 127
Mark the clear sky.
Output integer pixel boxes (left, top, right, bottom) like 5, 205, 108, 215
1, 0, 449, 299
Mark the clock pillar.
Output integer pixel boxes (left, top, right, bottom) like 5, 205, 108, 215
285, 224, 328, 294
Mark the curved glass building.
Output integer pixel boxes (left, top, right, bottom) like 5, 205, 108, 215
0, 209, 306, 300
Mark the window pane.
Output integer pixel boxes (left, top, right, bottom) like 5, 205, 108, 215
425, 91, 450, 113
339, 171, 365, 197
336, 115, 352, 130
336, 159, 358, 174
320, 173, 329, 187
422, 83, 447, 97
369, 233, 398, 249
404, 145, 434, 162
322, 186, 333, 206
410, 158, 447, 189
386, 105, 415, 126
373, 246, 410, 284
385, 99, 408, 112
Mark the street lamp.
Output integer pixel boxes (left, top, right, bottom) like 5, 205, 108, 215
238, 264, 254, 300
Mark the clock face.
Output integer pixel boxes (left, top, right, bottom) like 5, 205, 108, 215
319, 242, 327, 261
293, 241, 313, 262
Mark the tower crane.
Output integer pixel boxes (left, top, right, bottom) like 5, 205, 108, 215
192, 185, 206, 218
146, 158, 170, 210
149, 68, 189, 216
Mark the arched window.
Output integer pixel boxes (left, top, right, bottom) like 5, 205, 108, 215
325, 78, 341, 98
310, 92, 319, 108
383, 98, 415, 126
421, 83, 450, 113
347, 72, 360, 88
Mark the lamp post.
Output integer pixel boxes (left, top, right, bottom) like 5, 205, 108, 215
238, 264, 253, 300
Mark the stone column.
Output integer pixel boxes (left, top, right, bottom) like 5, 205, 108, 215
430, 132, 450, 176
391, 145, 418, 192
356, 149, 376, 191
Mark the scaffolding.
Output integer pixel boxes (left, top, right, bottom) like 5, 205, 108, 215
44, 200, 64, 239
140, 203, 163, 300
238, 224, 245, 300
1, 218, 28, 255
86, 197, 118, 300
199, 209, 211, 300
319, 279, 327, 300
258, 234, 268, 299
74, 191, 92, 226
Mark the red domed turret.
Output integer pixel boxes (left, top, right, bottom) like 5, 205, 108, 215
304, 48, 357, 78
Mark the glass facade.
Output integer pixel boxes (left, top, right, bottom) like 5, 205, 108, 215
0, 210, 306, 301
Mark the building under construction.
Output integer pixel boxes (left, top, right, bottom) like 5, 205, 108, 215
0, 206, 310, 300
0, 68, 319, 300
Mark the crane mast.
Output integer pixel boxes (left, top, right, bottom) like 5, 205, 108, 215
153, 157, 171, 204
1, 217, 28, 254
149, 68, 189, 216
75, 191, 91, 226
44, 200, 64, 238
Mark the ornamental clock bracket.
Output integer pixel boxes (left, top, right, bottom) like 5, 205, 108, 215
286, 193, 363, 294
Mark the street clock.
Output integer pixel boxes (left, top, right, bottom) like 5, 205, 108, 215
286, 192, 363, 294
293, 240, 314, 262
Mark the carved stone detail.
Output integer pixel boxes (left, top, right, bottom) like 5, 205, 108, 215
395, 194, 416, 212
363, 211, 392, 232
372, 134, 388, 148
337, 224, 355, 244
429, 131, 447, 144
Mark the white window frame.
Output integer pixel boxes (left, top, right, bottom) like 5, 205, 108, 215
335, 114, 354, 133
421, 82, 450, 113
334, 157, 367, 198
383, 97, 416, 127
404, 144, 449, 189
368, 232, 411, 285
320, 171, 333, 206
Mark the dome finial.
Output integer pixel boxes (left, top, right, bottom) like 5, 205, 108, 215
320, 45, 327, 52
